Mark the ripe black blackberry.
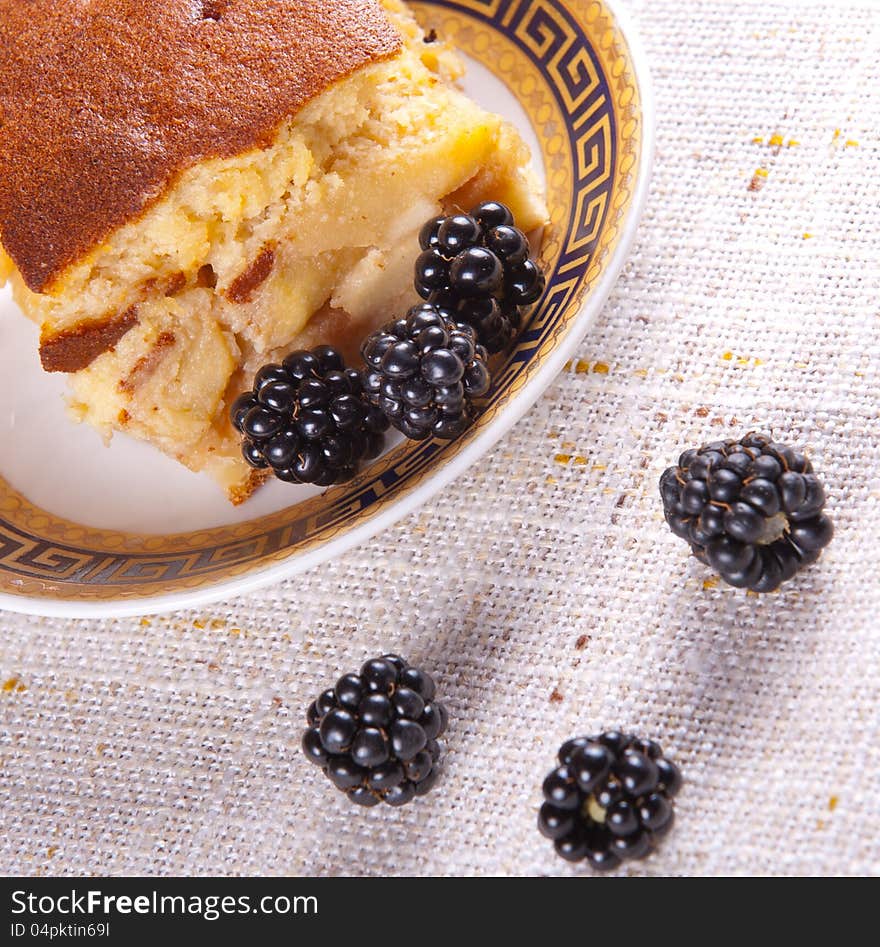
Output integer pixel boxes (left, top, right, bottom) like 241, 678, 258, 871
360, 303, 491, 440
539, 731, 681, 870
660, 433, 834, 592
302, 655, 447, 807
430, 292, 524, 355
415, 201, 545, 354
231, 346, 388, 486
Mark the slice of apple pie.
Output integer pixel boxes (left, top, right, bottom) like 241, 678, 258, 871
0, 0, 547, 502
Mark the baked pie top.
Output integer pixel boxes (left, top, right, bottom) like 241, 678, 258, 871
0, 0, 402, 293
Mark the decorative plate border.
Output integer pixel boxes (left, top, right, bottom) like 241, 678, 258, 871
0, 0, 649, 611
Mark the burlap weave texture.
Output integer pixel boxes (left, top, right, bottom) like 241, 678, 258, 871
1, 0, 878, 876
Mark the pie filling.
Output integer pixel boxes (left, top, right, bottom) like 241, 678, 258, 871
1, 1, 547, 502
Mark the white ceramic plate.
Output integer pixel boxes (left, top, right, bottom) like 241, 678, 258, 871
0, 0, 653, 617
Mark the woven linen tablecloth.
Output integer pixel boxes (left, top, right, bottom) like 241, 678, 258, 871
2, 0, 879, 877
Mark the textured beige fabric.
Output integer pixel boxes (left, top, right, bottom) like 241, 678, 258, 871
1, 0, 879, 877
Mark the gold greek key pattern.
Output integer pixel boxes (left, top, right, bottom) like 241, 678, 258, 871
0, 0, 644, 604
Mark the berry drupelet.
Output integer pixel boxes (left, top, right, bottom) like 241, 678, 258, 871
660, 433, 834, 592
302, 655, 447, 807
360, 303, 491, 440
539, 731, 681, 870
415, 201, 545, 354
231, 346, 389, 486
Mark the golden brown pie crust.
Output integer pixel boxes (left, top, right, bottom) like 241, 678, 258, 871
39, 307, 141, 374
0, 0, 402, 293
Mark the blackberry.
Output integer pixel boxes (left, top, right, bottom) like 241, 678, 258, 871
660, 433, 834, 592
360, 303, 491, 440
302, 655, 447, 807
431, 293, 523, 355
539, 732, 681, 870
231, 346, 388, 486
414, 201, 545, 354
